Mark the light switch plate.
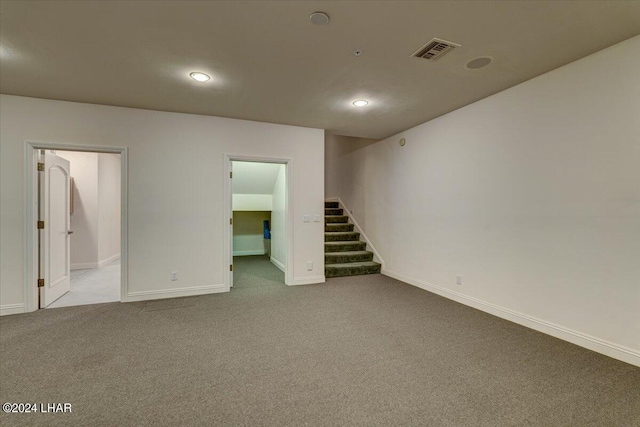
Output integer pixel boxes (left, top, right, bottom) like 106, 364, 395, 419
303, 215, 310, 223
313, 214, 321, 222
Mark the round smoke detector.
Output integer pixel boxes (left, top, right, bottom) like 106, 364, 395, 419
399, 138, 406, 147
466, 56, 493, 70
310, 12, 330, 25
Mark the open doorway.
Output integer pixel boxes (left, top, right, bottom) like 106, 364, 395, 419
29, 147, 124, 309
225, 157, 292, 290
231, 161, 285, 288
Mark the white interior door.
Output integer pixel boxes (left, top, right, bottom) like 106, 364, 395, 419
39, 150, 71, 307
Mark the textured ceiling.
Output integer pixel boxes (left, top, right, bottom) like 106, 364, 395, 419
1, 1, 639, 139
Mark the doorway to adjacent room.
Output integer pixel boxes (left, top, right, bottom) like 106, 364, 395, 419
224, 156, 292, 290
25, 143, 128, 311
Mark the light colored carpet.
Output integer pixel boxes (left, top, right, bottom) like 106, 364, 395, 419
1, 256, 639, 426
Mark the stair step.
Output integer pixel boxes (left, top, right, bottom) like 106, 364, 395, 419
325, 223, 354, 232
325, 251, 374, 264
325, 201, 339, 209
325, 208, 343, 215
325, 241, 367, 252
325, 232, 360, 242
325, 261, 381, 278
325, 215, 349, 224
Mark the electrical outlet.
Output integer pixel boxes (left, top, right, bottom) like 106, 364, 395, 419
171, 271, 178, 281
456, 275, 462, 285
307, 261, 313, 271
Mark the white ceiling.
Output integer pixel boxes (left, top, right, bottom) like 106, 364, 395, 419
232, 162, 283, 195
1, 1, 639, 139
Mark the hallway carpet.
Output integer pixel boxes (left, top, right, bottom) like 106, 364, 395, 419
1, 260, 639, 426
232, 255, 285, 291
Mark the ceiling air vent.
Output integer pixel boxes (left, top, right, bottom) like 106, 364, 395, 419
412, 38, 461, 61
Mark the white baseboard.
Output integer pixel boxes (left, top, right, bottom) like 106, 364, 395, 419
125, 283, 226, 302
292, 275, 325, 286
71, 261, 98, 270
0, 303, 26, 316
98, 253, 121, 268
382, 268, 640, 367
270, 257, 285, 272
71, 253, 121, 270
233, 250, 265, 256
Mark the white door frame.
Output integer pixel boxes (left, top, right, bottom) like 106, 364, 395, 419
224, 154, 293, 289
24, 141, 128, 312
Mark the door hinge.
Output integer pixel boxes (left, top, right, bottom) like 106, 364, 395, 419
230, 265, 233, 272
37, 279, 44, 287
230, 218, 233, 225
230, 171, 232, 178
37, 221, 45, 229
37, 163, 45, 172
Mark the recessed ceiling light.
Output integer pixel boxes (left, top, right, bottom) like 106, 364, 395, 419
465, 56, 493, 70
310, 12, 330, 25
190, 72, 210, 82
353, 100, 368, 107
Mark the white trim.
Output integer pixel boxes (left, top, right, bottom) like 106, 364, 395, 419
328, 197, 385, 269
98, 253, 121, 268
24, 142, 128, 310
225, 155, 294, 289
71, 253, 121, 270
0, 304, 26, 316
71, 262, 98, 270
233, 250, 266, 256
293, 275, 325, 286
126, 284, 226, 302
382, 267, 640, 368
270, 257, 286, 272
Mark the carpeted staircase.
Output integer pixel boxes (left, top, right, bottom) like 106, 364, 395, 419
325, 201, 381, 278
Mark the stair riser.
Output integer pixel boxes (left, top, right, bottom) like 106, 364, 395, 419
325, 233, 360, 242
325, 201, 339, 209
325, 216, 349, 224
325, 264, 381, 278
325, 242, 367, 252
325, 224, 354, 232
325, 208, 344, 216
325, 253, 373, 264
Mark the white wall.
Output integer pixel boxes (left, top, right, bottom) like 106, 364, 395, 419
232, 161, 282, 194
325, 133, 379, 206
57, 151, 100, 267
232, 194, 273, 211
98, 153, 121, 265
233, 211, 270, 256
56, 151, 120, 269
270, 164, 286, 271
232, 161, 283, 211
0, 95, 324, 313
325, 36, 640, 365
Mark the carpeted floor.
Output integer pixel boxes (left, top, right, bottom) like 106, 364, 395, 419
1, 256, 639, 426
232, 255, 285, 290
